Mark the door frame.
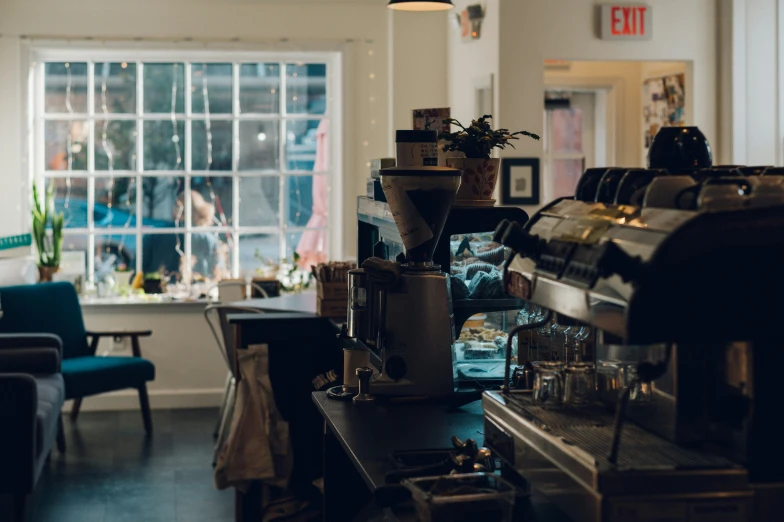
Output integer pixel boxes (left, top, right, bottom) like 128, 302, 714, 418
543, 77, 621, 168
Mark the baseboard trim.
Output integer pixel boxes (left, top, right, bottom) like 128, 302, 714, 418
63, 388, 226, 412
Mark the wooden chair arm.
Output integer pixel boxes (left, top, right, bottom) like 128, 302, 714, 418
85, 331, 151, 357
86, 330, 152, 338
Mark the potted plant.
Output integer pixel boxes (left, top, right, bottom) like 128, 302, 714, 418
31, 183, 64, 282
439, 115, 539, 204
142, 272, 167, 294
277, 253, 312, 294
113, 263, 134, 289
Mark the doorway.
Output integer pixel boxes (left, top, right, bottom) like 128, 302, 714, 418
542, 60, 691, 200
543, 90, 603, 200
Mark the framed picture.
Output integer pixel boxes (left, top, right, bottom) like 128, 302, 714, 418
502, 158, 540, 205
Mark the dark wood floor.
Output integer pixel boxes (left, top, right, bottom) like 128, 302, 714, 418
29, 408, 234, 522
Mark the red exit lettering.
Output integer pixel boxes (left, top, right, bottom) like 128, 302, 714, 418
611, 5, 648, 36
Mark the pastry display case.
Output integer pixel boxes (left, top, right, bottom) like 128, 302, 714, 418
357, 196, 529, 388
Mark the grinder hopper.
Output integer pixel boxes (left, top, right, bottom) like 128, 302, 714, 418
379, 167, 462, 266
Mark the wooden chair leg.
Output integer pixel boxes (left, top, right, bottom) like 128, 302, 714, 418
70, 398, 83, 422
138, 384, 153, 435
56, 414, 66, 453
12, 494, 27, 522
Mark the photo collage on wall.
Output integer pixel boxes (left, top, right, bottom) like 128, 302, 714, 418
643, 73, 686, 155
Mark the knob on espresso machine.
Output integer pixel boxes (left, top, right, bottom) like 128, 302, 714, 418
494, 220, 545, 259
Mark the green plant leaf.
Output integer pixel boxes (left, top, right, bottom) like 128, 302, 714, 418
437, 114, 540, 159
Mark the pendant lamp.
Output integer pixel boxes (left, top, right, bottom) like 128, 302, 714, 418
387, 0, 455, 11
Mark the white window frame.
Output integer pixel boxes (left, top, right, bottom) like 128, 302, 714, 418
27, 46, 343, 283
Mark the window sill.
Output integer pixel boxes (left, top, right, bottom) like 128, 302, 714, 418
80, 295, 212, 308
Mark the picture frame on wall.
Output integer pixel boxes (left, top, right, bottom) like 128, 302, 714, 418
502, 158, 540, 205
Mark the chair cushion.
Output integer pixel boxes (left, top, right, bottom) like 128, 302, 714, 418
62, 356, 155, 399
35, 374, 65, 458
0, 282, 91, 358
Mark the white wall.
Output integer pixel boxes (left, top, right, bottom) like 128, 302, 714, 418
496, 0, 718, 213
727, 0, 780, 166
545, 61, 643, 168
79, 303, 226, 411
545, 60, 690, 169
390, 10, 449, 134
447, 0, 500, 125
0, 37, 27, 240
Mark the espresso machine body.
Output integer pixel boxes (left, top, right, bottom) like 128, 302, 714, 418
484, 193, 784, 522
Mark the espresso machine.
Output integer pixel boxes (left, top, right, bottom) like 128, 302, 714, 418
481, 176, 784, 521
347, 166, 463, 397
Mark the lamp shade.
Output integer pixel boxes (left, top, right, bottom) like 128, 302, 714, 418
387, 0, 455, 11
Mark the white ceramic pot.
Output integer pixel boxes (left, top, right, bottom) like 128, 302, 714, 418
113, 270, 134, 288
446, 157, 500, 203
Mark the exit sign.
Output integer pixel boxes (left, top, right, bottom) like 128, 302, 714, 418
600, 4, 652, 40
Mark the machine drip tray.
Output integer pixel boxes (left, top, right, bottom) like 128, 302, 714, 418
495, 392, 739, 473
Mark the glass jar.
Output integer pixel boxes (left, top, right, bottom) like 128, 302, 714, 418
564, 362, 597, 408
533, 361, 564, 408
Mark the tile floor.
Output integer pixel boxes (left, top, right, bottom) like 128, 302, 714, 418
28, 408, 234, 522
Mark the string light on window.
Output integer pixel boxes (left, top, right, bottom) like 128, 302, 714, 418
63, 62, 73, 223
99, 62, 116, 255
364, 40, 377, 168
199, 64, 234, 259
171, 63, 184, 258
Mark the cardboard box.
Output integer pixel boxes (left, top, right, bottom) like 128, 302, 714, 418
317, 297, 347, 318
317, 281, 349, 300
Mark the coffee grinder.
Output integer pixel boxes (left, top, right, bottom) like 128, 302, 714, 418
346, 166, 462, 397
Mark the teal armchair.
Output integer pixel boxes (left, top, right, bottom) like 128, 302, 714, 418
0, 282, 155, 437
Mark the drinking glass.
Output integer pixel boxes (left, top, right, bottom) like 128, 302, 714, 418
533, 361, 564, 408
597, 359, 625, 402
535, 314, 554, 360
526, 305, 544, 359
567, 326, 591, 363
564, 362, 597, 407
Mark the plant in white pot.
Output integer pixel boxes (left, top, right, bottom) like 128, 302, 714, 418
439, 115, 539, 204
31, 183, 64, 282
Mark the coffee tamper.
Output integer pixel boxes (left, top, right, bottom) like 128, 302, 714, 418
353, 367, 375, 403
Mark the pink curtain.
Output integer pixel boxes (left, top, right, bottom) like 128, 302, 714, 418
295, 119, 329, 269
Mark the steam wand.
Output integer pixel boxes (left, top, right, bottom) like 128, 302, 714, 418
607, 343, 674, 466
503, 309, 552, 395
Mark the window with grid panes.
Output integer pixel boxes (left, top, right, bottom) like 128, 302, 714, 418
34, 56, 333, 284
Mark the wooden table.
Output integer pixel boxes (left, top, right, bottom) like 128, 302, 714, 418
227, 292, 340, 522
237, 291, 318, 315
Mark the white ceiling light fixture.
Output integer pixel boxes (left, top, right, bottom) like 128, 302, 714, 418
387, 0, 455, 12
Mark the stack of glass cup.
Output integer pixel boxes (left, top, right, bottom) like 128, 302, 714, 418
514, 307, 597, 408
